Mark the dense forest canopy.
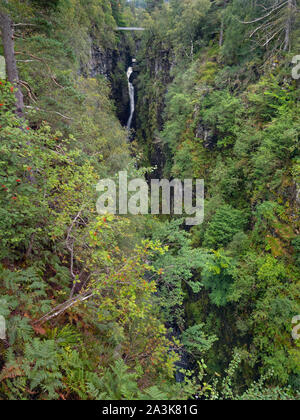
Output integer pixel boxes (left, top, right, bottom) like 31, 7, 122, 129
0, 0, 299, 400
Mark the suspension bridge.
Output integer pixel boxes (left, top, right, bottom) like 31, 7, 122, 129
116, 27, 145, 31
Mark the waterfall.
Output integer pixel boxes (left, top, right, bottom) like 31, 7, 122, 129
126, 66, 135, 130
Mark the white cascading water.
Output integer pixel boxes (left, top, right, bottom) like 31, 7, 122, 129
126, 66, 135, 130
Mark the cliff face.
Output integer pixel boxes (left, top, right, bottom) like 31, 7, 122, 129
89, 42, 114, 77
135, 47, 174, 175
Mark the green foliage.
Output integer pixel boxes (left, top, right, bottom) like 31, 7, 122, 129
1, 0, 300, 401
292, 236, 300, 267
201, 250, 237, 307
182, 324, 218, 358
22, 339, 63, 399
85, 359, 169, 400
134, 0, 300, 399
200, 90, 243, 148
203, 205, 248, 249
0, 0, 178, 399
150, 218, 203, 326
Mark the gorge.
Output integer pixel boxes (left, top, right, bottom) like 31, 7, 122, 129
0, 0, 299, 401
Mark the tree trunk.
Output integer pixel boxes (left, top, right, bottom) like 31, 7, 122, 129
0, 10, 24, 117
219, 19, 224, 47
283, 0, 295, 52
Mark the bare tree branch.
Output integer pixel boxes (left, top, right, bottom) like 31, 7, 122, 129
66, 207, 85, 299
24, 105, 73, 121
15, 51, 65, 89
34, 291, 95, 325
239, 1, 288, 24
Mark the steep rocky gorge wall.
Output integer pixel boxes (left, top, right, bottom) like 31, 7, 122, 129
85, 33, 141, 128
135, 46, 174, 176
